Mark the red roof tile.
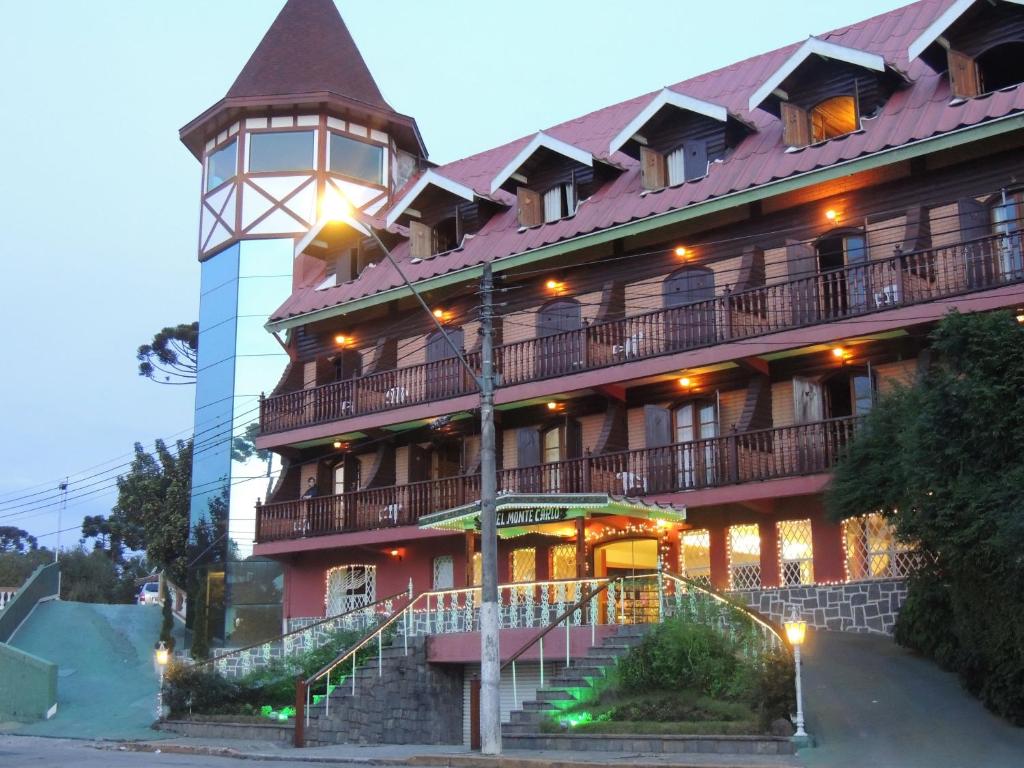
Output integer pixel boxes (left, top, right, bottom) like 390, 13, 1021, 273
270, 0, 1024, 325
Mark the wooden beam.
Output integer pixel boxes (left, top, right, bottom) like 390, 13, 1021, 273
595, 384, 627, 402
736, 356, 770, 376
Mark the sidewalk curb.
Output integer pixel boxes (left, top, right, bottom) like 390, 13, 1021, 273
103, 741, 797, 768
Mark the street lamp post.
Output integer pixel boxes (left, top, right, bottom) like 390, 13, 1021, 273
784, 607, 809, 745
155, 641, 169, 721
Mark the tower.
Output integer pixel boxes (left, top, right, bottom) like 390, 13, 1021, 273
179, 0, 425, 646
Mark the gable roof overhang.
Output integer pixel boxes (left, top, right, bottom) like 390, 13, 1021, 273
609, 88, 728, 155
748, 38, 891, 114
179, 91, 427, 161
385, 169, 477, 228
907, 0, 1024, 67
489, 132, 596, 195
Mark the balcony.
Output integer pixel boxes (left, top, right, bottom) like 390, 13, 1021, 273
260, 233, 1023, 436
255, 416, 859, 543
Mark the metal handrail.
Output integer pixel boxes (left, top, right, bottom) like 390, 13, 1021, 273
200, 589, 408, 671
662, 571, 787, 649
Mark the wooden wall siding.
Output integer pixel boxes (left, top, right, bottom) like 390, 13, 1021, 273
627, 406, 647, 452
394, 445, 409, 487
625, 275, 663, 315
948, 2, 1024, 58
398, 335, 427, 368
502, 429, 517, 470
867, 215, 906, 261
930, 202, 961, 249
303, 361, 317, 389
579, 413, 604, 455
772, 380, 796, 429
300, 460, 318, 490
763, 247, 789, 285
875, 358, 917, 396
464, 435, 482, 473
579, 290, 604, 325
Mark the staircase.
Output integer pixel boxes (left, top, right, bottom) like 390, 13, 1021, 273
503, 624, 650, 738
303, 634, 463, 746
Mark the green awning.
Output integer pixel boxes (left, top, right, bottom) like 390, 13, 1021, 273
418, 492, 685, 534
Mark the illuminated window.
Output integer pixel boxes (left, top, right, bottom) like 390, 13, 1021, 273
206, 140, 237, 191
325, 564, 375, 615
432, 555, 454, 590
543, 182, 575, 222
778, 519, 815, 586
550, 544, 577, 580
844, 513, 926, 581
727, 524, 761, 590
248, 130, 315, 173
329, 133, 383, 184
510, 548, 537, 583
810, 96, 858, 143
472, 552, 482, 586
680, 529, 711, 585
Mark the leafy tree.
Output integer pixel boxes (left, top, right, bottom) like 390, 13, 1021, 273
827, 310, 1024, 723
137, 322, 198, 385
0, 526, 38, 553
109, 440, 193, 584
160, 580, 176, 651
57, 548, 147, 603
232, 421, 274, 498
0, 548, 52, 586
80, 514, 126, 562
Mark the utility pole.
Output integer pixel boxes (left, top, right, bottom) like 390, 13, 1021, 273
478, 262, 501, 755
56, 478, 68, 563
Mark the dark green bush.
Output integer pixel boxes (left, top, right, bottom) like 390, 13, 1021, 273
751, 648, 796, 730
894, 570, 959, 670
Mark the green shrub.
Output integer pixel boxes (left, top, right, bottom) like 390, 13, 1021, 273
894, 570, 959, 670
159, 581, 175, 652
751, 648, 796, 730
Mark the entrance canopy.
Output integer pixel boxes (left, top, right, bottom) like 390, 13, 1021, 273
418, 492, 685, 537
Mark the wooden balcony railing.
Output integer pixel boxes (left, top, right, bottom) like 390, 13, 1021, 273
255, 416, 859, 543
260, 233, 1023, 435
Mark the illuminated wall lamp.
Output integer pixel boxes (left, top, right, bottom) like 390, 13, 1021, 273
332, 440, 344, 449
432, 308, 445, 319
831, 346, 850, 362
546, 401, 559, 411
545, 278, 564, 293
334, 333, 351, 346
825, 209, 839, 223
678, 376, 693, 389
1016, 308, 1024, 324
674, 246, 688, 258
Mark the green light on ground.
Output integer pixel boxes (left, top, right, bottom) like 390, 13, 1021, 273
558, 711, 593, 728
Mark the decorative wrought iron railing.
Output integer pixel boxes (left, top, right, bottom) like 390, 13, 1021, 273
256, 416, 859, 542
292, 569, 785, 746
260, 233, 1023, 435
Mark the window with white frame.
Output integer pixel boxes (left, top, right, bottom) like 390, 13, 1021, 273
778, 519, 815, 586
325, 564, 376, 615
844, 513, 925, 581
680, 529, 711, 585
432, 555, 454, 590
728, 524, 761, 590
329, 133, 384, 185
248, 130, 315, 173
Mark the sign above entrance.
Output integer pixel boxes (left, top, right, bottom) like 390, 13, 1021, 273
418, 492, 686, 533
494, 507, 568, 529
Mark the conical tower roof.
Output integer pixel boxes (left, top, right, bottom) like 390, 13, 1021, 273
226, 0, 391, 111
180, 0, 424, 159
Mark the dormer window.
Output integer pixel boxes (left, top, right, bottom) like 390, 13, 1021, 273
490, 132, 619, 228
610, 89, 752, 192
909, 0, 1024, 98
749, 38, 907, 150
386, 169, 504, 259
543, 181, 576, 223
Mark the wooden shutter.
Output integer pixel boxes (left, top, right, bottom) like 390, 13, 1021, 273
792, 377, 823, 424
335, 248, 354, 283
640, 146, 666, 190
682, 140, 709, 181
734, 246, 766, 292
336, 348, 362, 379
363, 444, 396, 488
780, 102, 811, 147
517, 187, 542, 228
736, 375, 772, 433
902, 206, 931, 253
959, 196, 993, 288
593, 402, 628, 455
643, 405, 672, 448
947, 50, 981, 99
564, 419, 583, 459
786, 239, 819, 324
407, 444, 429, 484
409, 220, 433, 259
517, 427, 541, 467
958, 197, 989, 241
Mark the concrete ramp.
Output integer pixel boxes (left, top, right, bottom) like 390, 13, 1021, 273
5, 602, 168, 740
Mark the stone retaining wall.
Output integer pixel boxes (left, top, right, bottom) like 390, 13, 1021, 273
305, 636, 463, 746
504, 733, 794, 755
158, 719, 293, 743
734, 578, 909, 634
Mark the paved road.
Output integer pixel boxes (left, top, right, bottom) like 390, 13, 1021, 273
798, 629, 1024, 768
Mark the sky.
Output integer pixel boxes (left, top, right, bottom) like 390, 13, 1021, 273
0, 0, 912, 550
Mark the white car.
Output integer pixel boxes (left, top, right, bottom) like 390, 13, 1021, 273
137, 582, 161, 606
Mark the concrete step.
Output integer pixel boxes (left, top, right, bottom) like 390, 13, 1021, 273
534, 688, 577, 702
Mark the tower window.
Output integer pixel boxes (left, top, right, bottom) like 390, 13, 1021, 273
329, 133, 384, 185
206, 140, 237, 192
248, 130, 315, 173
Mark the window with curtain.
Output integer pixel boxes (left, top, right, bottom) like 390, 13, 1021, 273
510, 548, 537, 583
727, 524, 761, 590
543, 182, 575, 223
432, 555, 454, 590
778, 519, 815, 586
324, 564, 376, 615
680, 529, 711, 585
